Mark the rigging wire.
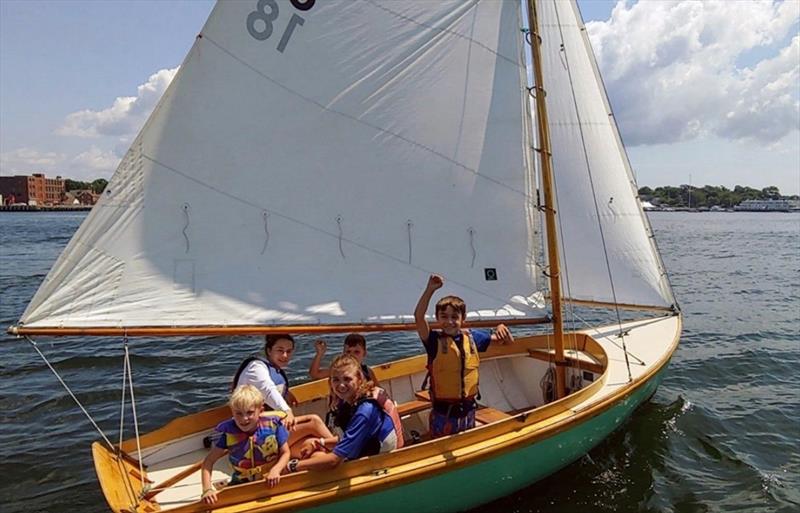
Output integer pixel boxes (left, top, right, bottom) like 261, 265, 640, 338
24, 335, 114, 450
118, 345, 128, 447
571, 3, 679, 313
123, 339, 146, 493
550, 1, 632, 382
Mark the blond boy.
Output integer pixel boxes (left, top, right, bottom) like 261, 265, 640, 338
201, 385, 290, 504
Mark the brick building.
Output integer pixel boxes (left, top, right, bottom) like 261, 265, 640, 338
0, 173, 65, 205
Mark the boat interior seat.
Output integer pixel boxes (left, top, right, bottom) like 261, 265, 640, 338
396, 399, 432, 418
474, 407, 512, 425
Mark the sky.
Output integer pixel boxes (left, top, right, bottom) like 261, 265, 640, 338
1, 0, 798, 194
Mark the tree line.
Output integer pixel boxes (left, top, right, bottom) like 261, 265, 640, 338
65, 178, 108, 195
638, 185, 797, 208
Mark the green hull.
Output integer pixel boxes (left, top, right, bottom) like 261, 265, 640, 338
304, 366, 668, 513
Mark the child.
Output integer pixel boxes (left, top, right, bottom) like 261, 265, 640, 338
233, 334, 299, 429
414, 274, 513, 438
284, 355, 402, 473
201, 384, 290, 505
233, 334, 334, 454
308, 334, 379, 385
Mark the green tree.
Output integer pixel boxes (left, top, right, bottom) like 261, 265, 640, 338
91, 179, 108, 194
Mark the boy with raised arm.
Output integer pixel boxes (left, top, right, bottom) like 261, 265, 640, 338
414, 274, 513, 438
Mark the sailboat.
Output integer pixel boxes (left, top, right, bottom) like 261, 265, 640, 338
10, 1, 681, 512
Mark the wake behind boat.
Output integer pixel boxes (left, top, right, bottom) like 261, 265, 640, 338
10, 1, 681, 512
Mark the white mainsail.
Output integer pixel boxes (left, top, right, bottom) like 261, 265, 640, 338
20, 0, 544, 330
536, 0, 675, 309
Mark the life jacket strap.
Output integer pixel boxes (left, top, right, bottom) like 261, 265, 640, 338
233, 462, 270, 480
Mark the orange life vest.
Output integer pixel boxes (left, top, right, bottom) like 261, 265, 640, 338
429, 330, 480, 401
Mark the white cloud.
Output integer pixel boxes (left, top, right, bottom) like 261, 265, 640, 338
0, 147, 66, 176
71, 146, 120, 173
0, 145, 122, 181
586, 0, 800, 146
56, 67, 179, 139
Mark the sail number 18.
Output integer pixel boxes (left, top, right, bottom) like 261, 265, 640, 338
246, 0, 315, 53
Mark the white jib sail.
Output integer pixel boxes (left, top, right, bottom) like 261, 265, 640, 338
536, 0, 675, 309
20, 0, 544, 329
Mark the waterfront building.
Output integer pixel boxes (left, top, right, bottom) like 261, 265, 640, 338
0, 173, 65, 206
64, 189, 99, 206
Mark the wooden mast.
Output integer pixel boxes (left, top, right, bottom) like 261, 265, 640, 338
526, 0, 567, 399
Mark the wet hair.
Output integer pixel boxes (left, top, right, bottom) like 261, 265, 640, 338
230, 384, 264, 411
343, 333, 366, 350
264, 334, 295, 353
435, 295, 466, 319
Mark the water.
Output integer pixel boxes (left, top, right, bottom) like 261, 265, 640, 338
1, 211, 798, 513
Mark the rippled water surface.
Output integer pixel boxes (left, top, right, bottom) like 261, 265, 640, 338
1, 211, 798, 513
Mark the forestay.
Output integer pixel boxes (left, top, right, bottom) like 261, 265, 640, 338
19, 0, 545, 330
536, 0, 675, 309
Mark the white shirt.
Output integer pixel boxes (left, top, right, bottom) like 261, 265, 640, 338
236, 359, 291, 412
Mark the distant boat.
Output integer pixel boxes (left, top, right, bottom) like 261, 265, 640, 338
10, 1, 681, 512
733, 199, 792, 212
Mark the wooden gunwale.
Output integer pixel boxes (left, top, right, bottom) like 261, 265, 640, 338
96, 316, 679, 512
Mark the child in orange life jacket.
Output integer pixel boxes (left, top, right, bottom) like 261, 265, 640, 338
284, 355, 403, 473
415, 274, 514, 438
201, 385, 291, 505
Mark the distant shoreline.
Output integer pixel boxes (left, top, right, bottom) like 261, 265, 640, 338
0, 205, 92, 212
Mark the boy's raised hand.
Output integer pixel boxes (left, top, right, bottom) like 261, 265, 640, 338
314, 339, 327, 355
427, 274, 444, 291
